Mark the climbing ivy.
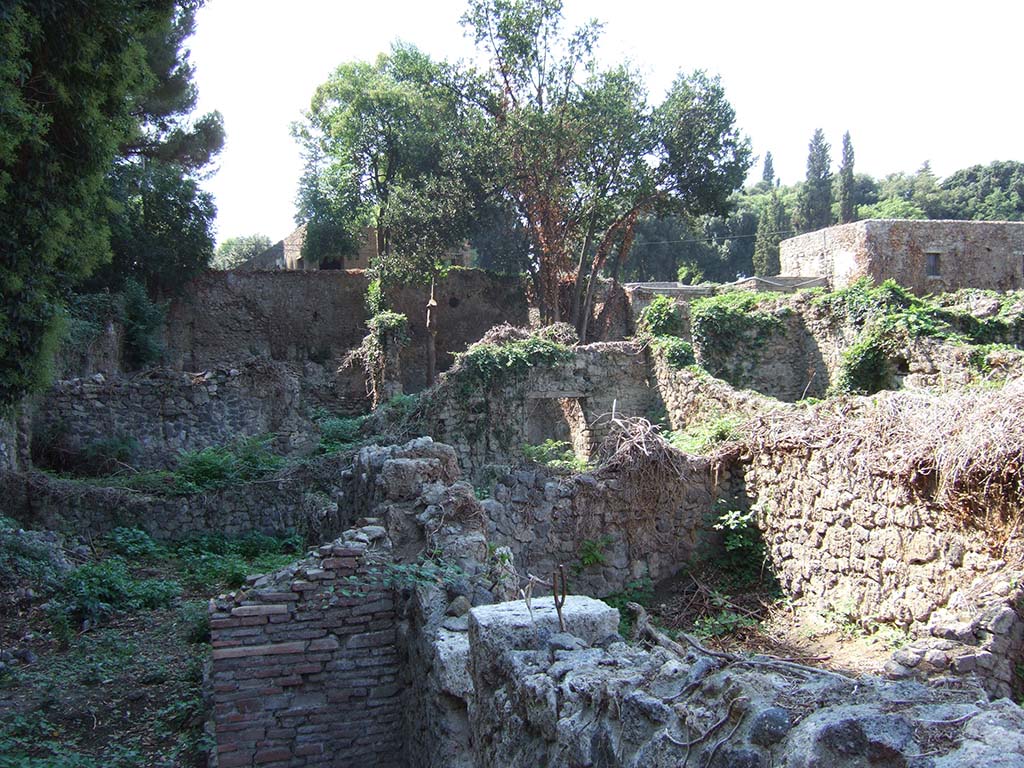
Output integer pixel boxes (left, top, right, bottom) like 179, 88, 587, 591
455, 336, 574, 390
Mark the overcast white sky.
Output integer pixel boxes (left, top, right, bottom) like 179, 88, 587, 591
189, 0, 1024, 245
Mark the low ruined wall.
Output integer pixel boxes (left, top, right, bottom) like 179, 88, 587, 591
466, 596, 1024, 768
1, 454, 349, 542
747, 430, 1024, 698
32, 361, 315, 470
424, 342, 658, 478
209, 537, 404, 768
485, 459, 719, 596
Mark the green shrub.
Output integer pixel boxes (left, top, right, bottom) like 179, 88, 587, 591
637, 295, 684, 338
653, 336, 696, 368
120, 278, 166, 370
318, 415, 367, 452
521, 439, 591, 473
178, 600, 211, 644
79, 436, 139, 475
173, 532, 303, 590
175, 434, 284, 491
665, 414, 743, 455
104, 527, 163, 559
676, 263, 704, 285
575, 536, 614, 571
49, 558, 180, 630
456, 335, 574, 389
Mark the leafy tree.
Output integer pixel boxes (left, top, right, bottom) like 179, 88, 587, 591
0, 0, 193, 405
762, 151, 775, 185
293, 44, 479, 281
838, 131, 855, 223
753, 191, 787, 276
793, 128, 833, 233
858, 196, 926, 220
212, 235, 273, 269
463, 0, 750, 333
939, 161, 1024, 221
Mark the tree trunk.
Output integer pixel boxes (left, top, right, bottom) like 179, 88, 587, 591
570, 213, 598, 335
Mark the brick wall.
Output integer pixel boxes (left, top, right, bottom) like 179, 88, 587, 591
209, 540, 404, 767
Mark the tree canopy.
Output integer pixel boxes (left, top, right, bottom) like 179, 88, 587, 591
297, 0, 751, 332
0, 0, 221, 405
213, 234, 274, 270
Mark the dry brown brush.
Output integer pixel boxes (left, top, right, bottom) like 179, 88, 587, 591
749, 380, 1024, 552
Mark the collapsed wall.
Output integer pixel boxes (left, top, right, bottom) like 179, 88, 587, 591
743, 383, 1024, 698
33, 361, 316, 471
422, 342, 658, 478
208, 429, 1024, 767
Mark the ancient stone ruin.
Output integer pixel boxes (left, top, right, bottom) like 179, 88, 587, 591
3, 268, 1024, 767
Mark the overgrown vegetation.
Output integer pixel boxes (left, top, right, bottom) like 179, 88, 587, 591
455, 334, 575, 390
521, 439, 591, 473
690, 291, 788, 351
342, 311, 410, 407
665, 414, 744, 455
0, 521, 296, 767
46, 434, 287, 497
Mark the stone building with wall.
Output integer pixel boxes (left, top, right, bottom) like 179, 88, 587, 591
780, 219, 1024, 293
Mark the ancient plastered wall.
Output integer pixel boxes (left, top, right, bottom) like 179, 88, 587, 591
164, 271, 370, 372
862, 219, 1024, 294
33, 361, 314, 470
1, 454, 348, 542
385, 270, 529, 392
209, 540, 404, 768
746, 444, 1024, 697
779, 222, 870, 285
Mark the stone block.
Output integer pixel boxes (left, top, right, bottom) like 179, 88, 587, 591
469, 596, 619, 658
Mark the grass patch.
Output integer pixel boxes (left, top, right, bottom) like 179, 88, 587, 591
665, 414, 744, 455
521, 439, 591, 473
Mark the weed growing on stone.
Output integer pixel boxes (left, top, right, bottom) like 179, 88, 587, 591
637, 294, 684, 337
601, 577, 654, 636
664, 414, 743, 455
455, 335, 574, 391
690, 291, 787, 351
574, 536, 615, 572
651, 336, 696, 369
521, 439, 591, 473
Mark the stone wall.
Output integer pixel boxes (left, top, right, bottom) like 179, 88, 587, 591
744, 403, 1024, 698
1, 453, 349, 542
781, 219, 1024, 293
209, 533, 404, 768
33, 361, 316, 470
423, 342, 659, 479
484, 459, 719, 597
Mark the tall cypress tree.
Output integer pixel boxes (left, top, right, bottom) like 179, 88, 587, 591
838, 131, 855, 223
753, 190, 785, 276
793, 129, 833, 233
762, 151, 775, 185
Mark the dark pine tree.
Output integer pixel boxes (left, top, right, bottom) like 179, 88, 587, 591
762, 151, 775, 185
838, 131, 856, 223
793, 129, 833, 233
